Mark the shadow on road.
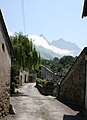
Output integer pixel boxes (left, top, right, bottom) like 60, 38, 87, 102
11, 92, 29, 97
63, 112, 87, 120
56, 98, 84, 111
56, 99, 87, 120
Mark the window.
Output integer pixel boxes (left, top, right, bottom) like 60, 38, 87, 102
2, 43, 5, 52
39, 66, 41, 70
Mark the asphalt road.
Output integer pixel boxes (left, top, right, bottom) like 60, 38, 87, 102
8, 83, 86, 120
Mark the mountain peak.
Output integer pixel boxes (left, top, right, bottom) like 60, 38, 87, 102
51, 38, 80, 50
39, 34, 46, 39
28, 35, 81, 59
28, 35, 49, 48
59, 38, 64, 41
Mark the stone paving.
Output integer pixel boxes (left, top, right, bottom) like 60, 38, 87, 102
6, 83, 87, 120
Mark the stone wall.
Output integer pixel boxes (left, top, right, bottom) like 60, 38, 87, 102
60, 48, 87, 107
29, 72, 37, 82
39, 65, 53, 81
19, 70, 29, 86
0, 22, 11, 117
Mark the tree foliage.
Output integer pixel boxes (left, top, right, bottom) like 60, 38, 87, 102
11, 33, 40, 71
41, 56, 76, 73
10, 33, 40, 93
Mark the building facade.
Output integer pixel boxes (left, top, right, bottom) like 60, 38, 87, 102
0, 10, 13, 117
38, 65, 53, 81
60, 47, 87, 109
18, 70, 29, 86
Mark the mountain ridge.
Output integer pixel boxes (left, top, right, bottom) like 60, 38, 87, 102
51, 38, 80, 51
28, 35, 81, 60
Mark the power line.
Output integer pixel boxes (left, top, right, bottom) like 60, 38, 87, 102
21, 0, 26, 34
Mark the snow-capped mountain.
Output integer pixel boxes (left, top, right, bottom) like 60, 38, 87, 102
28, 35, 81, 60
51, 38, 81, 56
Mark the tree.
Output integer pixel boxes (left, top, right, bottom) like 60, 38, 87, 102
41, 56, 75, 73
59, 56, 75, 71
10, 33, 40, 92
11, 33, 40, 71
32, 47, 38, 69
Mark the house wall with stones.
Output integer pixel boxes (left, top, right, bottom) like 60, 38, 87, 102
0, 10, 13, 117
38, 65, 53, 81
60, 48, 87, 107
29, 72, 37, 82
19, 70, 29, 86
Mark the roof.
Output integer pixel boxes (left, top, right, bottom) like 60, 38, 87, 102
0, 9, 13, 56
40, 65, 53, 73
82, 0, 87, 18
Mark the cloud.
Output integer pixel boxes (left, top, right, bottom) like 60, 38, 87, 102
28, 35, 71, 55
8, 31, 14, 36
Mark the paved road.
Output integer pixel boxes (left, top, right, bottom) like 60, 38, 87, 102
8, 83, 86, 120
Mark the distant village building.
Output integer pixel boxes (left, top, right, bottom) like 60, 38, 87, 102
29, 70, 37, 82
60, 47, 87, 110
18, 70, 29, 86
38, 65, 53, 81
0, 10, 13, 117
54, 72, 66, 84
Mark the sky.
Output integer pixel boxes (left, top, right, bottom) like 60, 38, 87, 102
0, 0, 87, 49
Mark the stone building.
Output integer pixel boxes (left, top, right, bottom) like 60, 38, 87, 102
60, 47, 87, 109
0, 10, 13, 116
18, 70, 29, 86
29, 70, 37, 82
38, 65, 53, 81
57, 0, 87, 110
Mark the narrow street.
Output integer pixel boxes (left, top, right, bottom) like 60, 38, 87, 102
8, 83, 86, 120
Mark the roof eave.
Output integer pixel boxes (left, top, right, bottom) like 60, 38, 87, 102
0, 9, 13, 57
82, 0, 87, 18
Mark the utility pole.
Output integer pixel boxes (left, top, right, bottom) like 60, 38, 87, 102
21, 0, 26, 34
